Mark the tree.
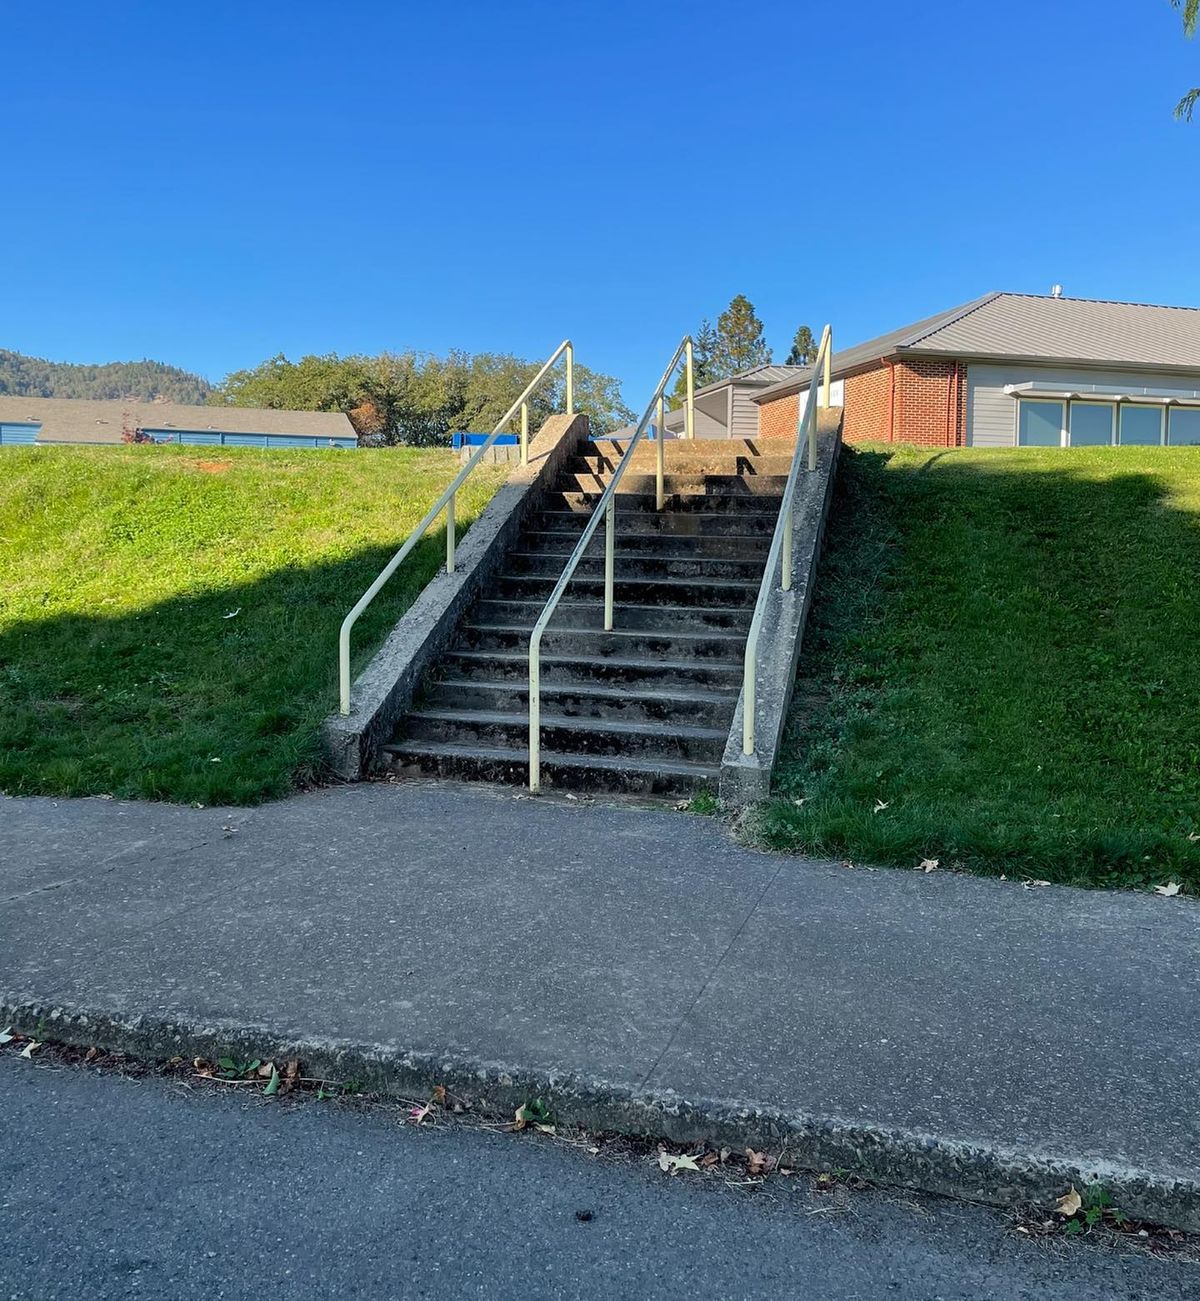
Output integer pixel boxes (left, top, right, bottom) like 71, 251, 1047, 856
712, 295, 771, 378
1174, 0, 1198, 119
785, 325, 817, 366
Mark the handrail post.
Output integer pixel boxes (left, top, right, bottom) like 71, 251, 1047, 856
529, 635, 542, 792
566, 343, 575, 416
520, 402, 529, 466
446, 492, 456, 572
820, 326, 832, 408
604, 496, 616, 630
656, 395, 665, 510
782, 502, 793, 591
685, 338, 695, 440
743, 641, 756, 755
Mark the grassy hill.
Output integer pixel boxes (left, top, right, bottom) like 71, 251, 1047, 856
759, 444, 1200, 891
0, 444, 502, 804
0, 348, 212, 403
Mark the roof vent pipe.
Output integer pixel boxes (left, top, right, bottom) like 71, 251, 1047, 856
1051, 284, 1064, 298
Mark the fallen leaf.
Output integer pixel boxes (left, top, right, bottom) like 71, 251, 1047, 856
431, 1084, 447, 1105
256, 1061, 275, 1078
657, 1150, 702, 1175
409, 1103, 433, 1125
19, 1041, 40, 1059
916, 858, 939, 873
0, 1027, 13, 1045
699, 1152, 719, 1168
1188, 832, 1200, 843
745, 1148, 776, 1176
535, 1124, 556, 1135
84, 1046, 100, 1063
873, 799, 889, 814
263, 1067, 281, 1097
222, 609, 241, 619
1023, 879, 1052, 890
1154, 881, 1182, 897
1055, 1186, 1082, 1218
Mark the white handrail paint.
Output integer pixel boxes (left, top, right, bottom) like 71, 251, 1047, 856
338, 339, 574, 716
527, 337, 694, 791
743, 324, 833, 756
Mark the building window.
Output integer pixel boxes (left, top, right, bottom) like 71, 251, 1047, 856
1118, 405, 1164, 446
1068, 402, 1115, 447
1017, 398, 1064, 446
1168, 407, 1200, 446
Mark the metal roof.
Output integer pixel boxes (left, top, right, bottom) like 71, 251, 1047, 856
753, 292, 1200, 403
690, 362, 808, 399
0, 396, 357, 443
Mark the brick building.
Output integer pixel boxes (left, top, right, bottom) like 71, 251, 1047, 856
753, 292, 1200, 449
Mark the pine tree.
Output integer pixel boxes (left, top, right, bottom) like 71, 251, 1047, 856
712, 295, 771, 378
785, 325, 817, 366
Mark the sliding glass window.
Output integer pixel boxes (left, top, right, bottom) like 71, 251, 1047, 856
1118, 405, 1164, 446
1168, 407, 1200, 446
1068, 402, 1115, 446
1017, 399, 1064, 446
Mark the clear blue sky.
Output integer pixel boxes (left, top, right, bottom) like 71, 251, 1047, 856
5, 0, 1198, 405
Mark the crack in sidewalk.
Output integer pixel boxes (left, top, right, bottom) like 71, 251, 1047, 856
637, 858, 787, 1091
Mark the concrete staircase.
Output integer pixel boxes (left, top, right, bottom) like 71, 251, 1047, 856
383, 436, 794, 797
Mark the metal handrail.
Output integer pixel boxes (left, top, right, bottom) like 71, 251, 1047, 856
742, 324, 833, 755
527, 336, 695, 791
338, 339, 574, 715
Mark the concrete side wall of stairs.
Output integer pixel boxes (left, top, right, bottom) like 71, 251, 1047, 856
719, 411, 842, 805
322, 412, 591, 780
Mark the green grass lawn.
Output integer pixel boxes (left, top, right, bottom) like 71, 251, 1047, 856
757, 444, 1200, 890
0, 444, 503, 804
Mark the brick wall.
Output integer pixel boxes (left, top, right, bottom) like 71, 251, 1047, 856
758, 392, 798, 438
757, 357, 967, 447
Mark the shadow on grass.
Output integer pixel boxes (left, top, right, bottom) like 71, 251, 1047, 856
758, 443, 1200, 888
0, 532, 452, 806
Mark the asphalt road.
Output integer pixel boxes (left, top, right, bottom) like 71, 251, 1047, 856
1, 1055, 1194, 1300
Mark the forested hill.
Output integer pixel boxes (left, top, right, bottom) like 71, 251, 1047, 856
0, 349, 212, 403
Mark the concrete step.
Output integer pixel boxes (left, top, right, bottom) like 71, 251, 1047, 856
536, 510, 778, 537
559, 472, 790, 498
583, 437, 796, 464
494, 571, 760, 608
547, 490, 782, 515
423, 678, 737, 728
519, 529, 772, 558
382, 738, 719, 797
475, 598, 751, 633
401, 708, 727, 763
442, 648, 744, 692
460, 622, 747, 662
569, 452, 798, 478
503, 550, 766, 582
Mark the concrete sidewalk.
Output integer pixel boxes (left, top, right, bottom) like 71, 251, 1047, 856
2, 781, 1198, 1227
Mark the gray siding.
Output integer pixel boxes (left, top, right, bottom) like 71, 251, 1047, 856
967, 363, 1200, 447
731, 388, 760, 438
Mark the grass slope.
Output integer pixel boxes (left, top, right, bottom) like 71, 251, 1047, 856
758, 445, 1200, 890
0, 445, 502, 804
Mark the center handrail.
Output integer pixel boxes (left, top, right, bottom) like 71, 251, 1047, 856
742, 323, 833, 755
338, 339, 574, 715
527, 335, 695, 791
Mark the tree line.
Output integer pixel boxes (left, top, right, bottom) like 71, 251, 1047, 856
209, 350, 634, 446
0, 349, 213, 404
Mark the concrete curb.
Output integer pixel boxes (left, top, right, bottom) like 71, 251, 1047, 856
5, 997, 1197, 1233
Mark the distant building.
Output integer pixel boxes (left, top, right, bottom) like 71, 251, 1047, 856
0, 396, 358, 449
